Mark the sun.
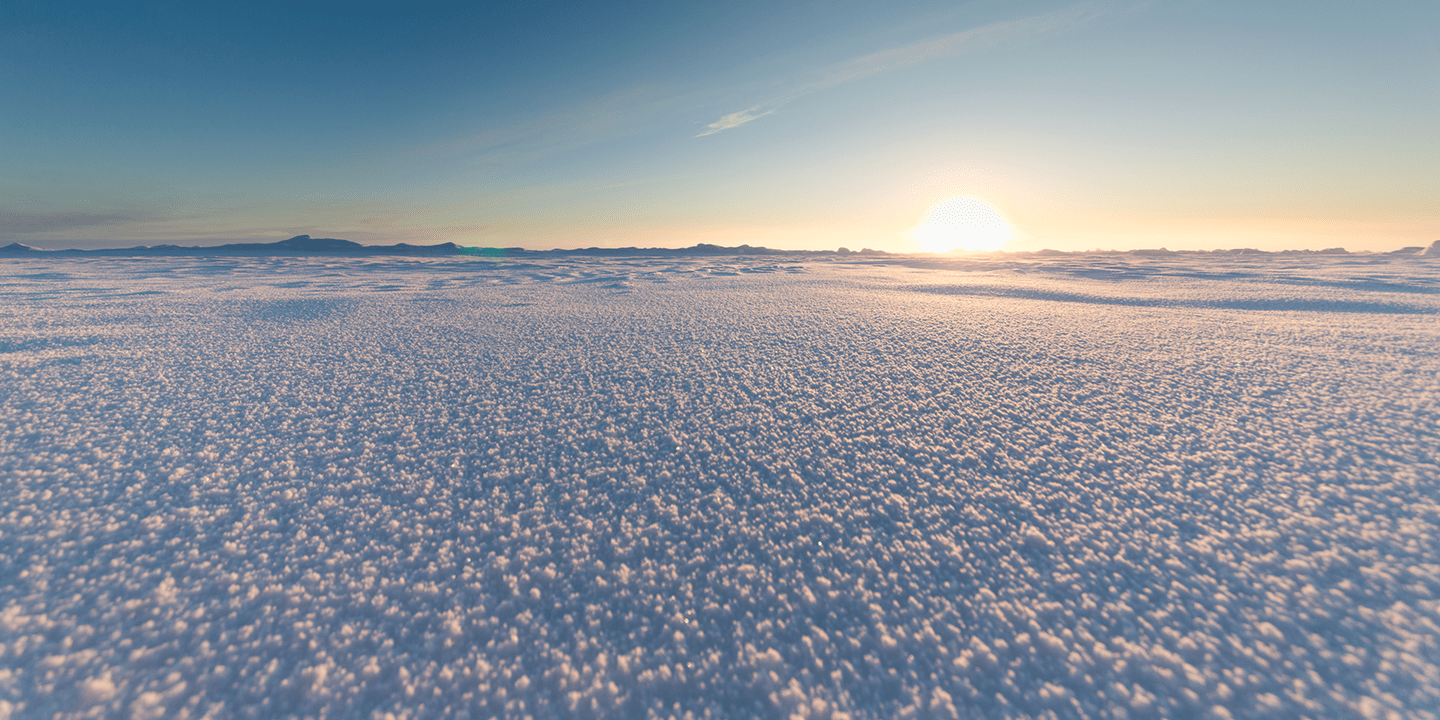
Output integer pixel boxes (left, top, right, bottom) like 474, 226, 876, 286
914, 196, 1013, 252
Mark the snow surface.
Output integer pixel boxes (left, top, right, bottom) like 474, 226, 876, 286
2, 253, 1439, 719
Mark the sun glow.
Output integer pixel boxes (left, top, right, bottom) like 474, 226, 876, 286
914, 196, 1013, 252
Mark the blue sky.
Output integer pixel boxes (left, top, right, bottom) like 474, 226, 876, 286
3, 0, 1437, 251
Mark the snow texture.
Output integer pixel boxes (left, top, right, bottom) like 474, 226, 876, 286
2, 253, 1439, 720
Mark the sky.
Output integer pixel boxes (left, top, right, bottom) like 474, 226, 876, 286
2, 0, 1437, 253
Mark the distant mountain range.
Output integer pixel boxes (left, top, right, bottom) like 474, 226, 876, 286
3, 234, 1438, 258
2, 235, 480, 257
0, 235, 850, 258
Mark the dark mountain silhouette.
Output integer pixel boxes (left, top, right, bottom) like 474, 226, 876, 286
0, 235, 473, 257
2, 235, 1434, 258
269, 235, 362, 251
0, 236, 867, 258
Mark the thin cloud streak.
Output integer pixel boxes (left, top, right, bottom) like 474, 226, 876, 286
419, 84, 690, 165
697, 2, 1118, 136
695, 107, 778, 137
0, 208, 160, 235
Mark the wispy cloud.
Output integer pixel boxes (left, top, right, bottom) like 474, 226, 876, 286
418, 84, 688, 165
697, 2, 1117, 137
0, 208, 159, 235
696, 106, 778, 137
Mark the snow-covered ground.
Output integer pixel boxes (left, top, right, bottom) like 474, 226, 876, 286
2, 253, 1438, 720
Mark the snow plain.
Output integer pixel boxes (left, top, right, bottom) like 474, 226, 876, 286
1, 252, 1438, 720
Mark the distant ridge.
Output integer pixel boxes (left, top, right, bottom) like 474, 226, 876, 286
0, 237, 858, 258
0, 235, 468, 257
271, 235, 362, 251
2, 236, 1437, 258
